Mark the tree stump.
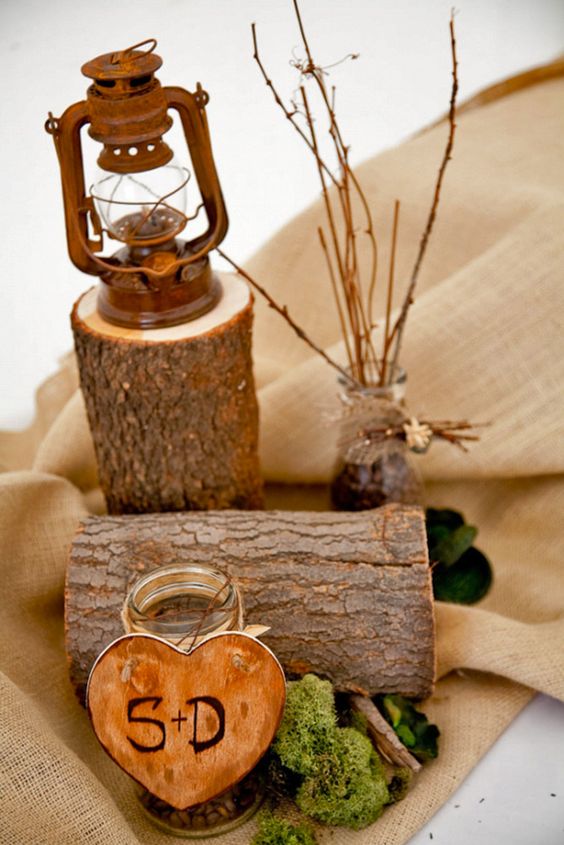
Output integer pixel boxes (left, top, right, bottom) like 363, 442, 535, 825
65, 504, 435, 703
71, 273, 263, 514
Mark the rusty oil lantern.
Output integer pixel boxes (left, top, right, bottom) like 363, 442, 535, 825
46, 38, 228, 329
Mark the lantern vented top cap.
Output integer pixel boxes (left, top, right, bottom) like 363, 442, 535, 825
82, 38, 162, 82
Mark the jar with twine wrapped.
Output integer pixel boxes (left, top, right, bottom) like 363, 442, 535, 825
331, 369, 426, 511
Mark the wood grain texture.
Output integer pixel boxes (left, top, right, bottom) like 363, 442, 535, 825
71, 280, 263, 514
66, 504, 435, 703
87, 633, 286, 809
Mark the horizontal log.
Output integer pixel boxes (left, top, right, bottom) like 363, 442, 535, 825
65, 504, 435, 703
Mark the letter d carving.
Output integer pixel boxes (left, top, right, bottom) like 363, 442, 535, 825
187, 696, 225, 753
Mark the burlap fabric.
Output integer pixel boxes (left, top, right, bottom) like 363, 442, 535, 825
1, 69, 563, 844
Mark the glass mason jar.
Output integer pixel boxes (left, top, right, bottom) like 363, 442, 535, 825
123, 563, 264, 838
330, 369, 423, 511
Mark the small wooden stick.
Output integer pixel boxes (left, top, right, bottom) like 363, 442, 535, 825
217, 248, 361, 387
251, 21, 337, 188
387, 12, 459, 380
349, 694, 422, 773
319, 226, 355, 374
380, 199, 400, 386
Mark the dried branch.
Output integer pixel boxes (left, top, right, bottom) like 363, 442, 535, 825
302, 84, 380, 384
318, 226, 355, 373
251, 22, 338, 189
292, 0, 380, 382
387, 12, 459, 379
253, 2, 382, 386
299, 86, 346, 305
349, 694, 422, 773
380, 200, 400, 386
343, 417, 487, 454
299, 83, 363, 383
217, 248, 361, 387
249, 2, 457, 397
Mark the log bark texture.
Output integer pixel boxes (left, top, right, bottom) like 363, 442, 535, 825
66, 504, 435, 703
71, 277, 263, 514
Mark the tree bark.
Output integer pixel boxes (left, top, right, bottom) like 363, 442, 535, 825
66, 504, 435, 703
71, 276, 263, 514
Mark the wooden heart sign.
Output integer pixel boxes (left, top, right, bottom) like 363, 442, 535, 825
86, 632, 286, 809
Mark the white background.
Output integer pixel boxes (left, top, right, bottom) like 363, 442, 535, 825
1, 1, 563, 842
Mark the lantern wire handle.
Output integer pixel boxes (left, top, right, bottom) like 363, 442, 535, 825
111, 38, 157, 65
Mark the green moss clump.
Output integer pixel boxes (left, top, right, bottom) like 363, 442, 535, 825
272, 674, 389, 830
348, 708, 369, 737
387, 767, 413, 803
251, 812, 317, 845
296, 726, 389, 829
273, 673, 337, 776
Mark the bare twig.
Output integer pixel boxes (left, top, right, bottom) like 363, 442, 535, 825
291, 1, 380, 382
299, 84, 364, 384
319, 226, 355, 373
341, 417, 487, 453
349, 694, 422, 773
252, 22, 338, 189
255, 1, 382, 385
387, 12, 459, 380
380, 200, 400, 386
300, 86, 346, 305
217, 248, 361, 388
250, 2, 457, 395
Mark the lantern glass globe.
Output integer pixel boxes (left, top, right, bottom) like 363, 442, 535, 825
91, 157, 190, 245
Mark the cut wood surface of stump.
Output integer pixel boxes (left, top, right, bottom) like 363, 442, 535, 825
71, 273, 263, 514
66, 504, 435, 703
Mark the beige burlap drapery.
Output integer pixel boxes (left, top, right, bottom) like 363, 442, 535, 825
1, 68, 563, 844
